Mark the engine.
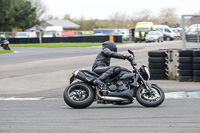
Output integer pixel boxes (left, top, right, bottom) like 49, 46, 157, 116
108, 80, 129, 92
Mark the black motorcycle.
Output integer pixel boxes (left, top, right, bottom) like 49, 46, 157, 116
63, 49, 165, 108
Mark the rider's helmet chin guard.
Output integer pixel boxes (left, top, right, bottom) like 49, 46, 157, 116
102, 41, 117, 52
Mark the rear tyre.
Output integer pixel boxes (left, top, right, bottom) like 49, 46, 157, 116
63, 82, 95, 109
136, 84, 165, 107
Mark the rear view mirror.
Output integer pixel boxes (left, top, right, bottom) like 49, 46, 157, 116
128, 49, 135, 57
128, 49, 133, 54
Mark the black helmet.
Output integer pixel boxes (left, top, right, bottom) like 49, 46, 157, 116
102, 41, 117, 52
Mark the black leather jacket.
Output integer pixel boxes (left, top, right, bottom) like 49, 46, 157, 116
92, 48, 125, 70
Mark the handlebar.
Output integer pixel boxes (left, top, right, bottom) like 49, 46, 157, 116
128, 59, 137, 66
127, 49, 137, 66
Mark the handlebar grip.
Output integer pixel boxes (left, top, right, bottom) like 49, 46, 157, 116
132, 62, 137, 66
129, 60, 137, 66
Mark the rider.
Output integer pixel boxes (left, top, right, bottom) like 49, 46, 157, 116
92, 41, 133, 87
0, 35, 6, 47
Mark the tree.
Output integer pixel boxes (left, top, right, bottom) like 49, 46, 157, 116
0, 0, 39, 31
46, 15, 59, 20
158, 7, 180, 27
129, 9, 157, 28
108, 12, 128, 28
10, 0, 39, 30
30, 0, 47, 21
63, 14, 75, 21
0, 0, 13, 31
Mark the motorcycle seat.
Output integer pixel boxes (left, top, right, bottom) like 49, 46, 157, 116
80, 70, 100, 77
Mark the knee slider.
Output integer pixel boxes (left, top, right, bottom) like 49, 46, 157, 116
113, 66, 121, 74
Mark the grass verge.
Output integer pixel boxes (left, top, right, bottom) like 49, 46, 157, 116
0, 50, 14, 54
10, 42, 132, 48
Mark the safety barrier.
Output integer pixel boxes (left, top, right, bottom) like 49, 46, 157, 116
148, 50, 168, 80
148, 49, 200, 82
9, 38, 40, 44
8, 35, 123, 44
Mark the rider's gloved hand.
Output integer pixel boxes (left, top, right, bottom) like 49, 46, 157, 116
124, 55, 133, 61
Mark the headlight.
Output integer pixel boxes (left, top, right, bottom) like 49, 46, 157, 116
74, 70, 79, 76
144, 66, 150, 80
139, 65, 150, 80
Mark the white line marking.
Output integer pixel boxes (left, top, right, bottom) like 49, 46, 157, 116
14, 51, 20, 53
0, 92, 199, 101
165, 91, 188, 99
0, 97, 45, 101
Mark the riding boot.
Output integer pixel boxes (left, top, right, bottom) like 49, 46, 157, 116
93, 68, 114, 90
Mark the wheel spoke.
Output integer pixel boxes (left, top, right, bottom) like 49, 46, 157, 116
140, 88, 161, 102
68, 85, 89, 101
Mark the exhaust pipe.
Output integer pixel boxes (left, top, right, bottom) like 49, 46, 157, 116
96, 88, 131, 102
99, 96, 129, 101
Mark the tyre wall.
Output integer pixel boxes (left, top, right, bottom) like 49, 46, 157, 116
193, 50, 200, 82
148, 50, 168, 80
148, 49, 200, 82
178, 50, 193, 82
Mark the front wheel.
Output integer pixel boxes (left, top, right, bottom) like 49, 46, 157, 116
136, 84, 165, 107
6, 45, 11, 50
63, 82, 95, 108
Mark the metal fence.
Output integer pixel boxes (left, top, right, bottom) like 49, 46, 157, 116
0, 31, 124, 44
0, 31, 93, 38
0, 32, 123, 44
181, 15, 200, 50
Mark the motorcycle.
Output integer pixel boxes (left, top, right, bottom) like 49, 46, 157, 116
63, 49, 165, 108
1, 39, 11, 50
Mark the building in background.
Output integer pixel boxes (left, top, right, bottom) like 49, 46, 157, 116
41, 19, 80, 31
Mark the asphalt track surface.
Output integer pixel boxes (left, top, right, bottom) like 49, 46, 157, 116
0, 98, 200, 133
0, 41, 200, 98
0, 41, 200, 133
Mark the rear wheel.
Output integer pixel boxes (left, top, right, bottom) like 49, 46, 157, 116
63, 82, 95, 108
136, 84, 165, 107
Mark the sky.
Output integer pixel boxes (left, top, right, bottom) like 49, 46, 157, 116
41, 0, 200, 20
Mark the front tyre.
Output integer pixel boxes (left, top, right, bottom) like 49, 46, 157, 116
136, 84, 165, 107
6, 45, 11, 50
63, 82, 95, 109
